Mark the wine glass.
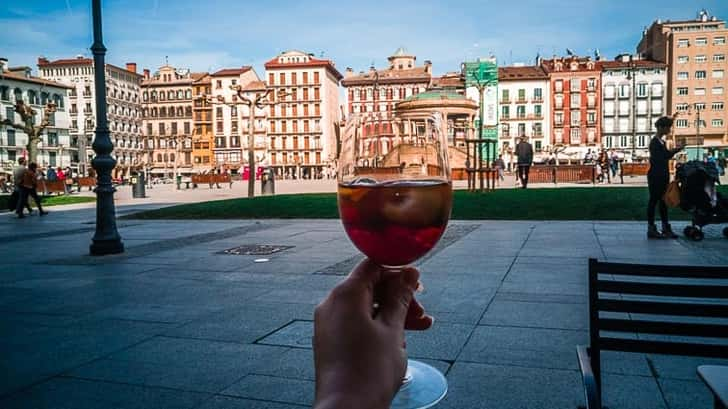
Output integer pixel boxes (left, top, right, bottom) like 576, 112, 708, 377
337, 114, 452, 408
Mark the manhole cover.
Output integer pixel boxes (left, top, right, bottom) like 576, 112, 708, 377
218, 244, 294, 256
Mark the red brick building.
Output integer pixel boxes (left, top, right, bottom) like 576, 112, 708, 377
541, 57, 602, 156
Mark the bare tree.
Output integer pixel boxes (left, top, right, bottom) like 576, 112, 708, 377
1, 100, 56, 163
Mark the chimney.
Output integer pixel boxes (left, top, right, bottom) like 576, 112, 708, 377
424, 60, 432, 74
345, 67, 354, 78
143, 69, 150, 79
126, 62, 137, 73
0, 58, 7, 73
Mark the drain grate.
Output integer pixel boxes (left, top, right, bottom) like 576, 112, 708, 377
218, 244, 294, 256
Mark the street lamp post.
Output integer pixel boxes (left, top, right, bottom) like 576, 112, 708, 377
89, 0, 124, 255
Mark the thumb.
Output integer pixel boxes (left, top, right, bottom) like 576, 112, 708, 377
377, 267, 419, 328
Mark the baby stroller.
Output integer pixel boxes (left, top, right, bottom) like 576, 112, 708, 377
676, 160, 728, 241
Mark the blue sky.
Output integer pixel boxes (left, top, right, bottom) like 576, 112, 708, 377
2, 1, 727, 77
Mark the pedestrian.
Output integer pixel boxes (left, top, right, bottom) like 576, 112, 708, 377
584, 149, 593, 165
494, 154, 506, 185
598, 149, 609, 183
13, 158, 33, 216
55, 167, 66, 194
216, 169, 222, 189
515, 136, 533, 189
646, 116, 683, 239
610, 149, 620, 178
19, 162, 48, 218
46, 165, 57, 182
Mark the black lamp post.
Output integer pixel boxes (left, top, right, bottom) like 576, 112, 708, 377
89, 0, 124, 255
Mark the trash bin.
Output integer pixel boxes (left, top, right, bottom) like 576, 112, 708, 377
132, 172, 146, 198
261, 167, 275, 195
176, 175, 182, 190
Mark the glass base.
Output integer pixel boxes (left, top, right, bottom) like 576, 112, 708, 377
390, 359, 447, 409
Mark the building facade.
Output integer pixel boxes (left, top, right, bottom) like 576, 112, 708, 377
0, 59, 72, 171
209, 66, 261, 170
600, 56, 667, 160
342, 48, 432, 123
265, 50, 342, 178
638, 10, 728, 151
497, 65, 551, 159
37, 56, 143, 177
191, 74, 213, 169
141, 65, 202, 177
541, 56, 602, 159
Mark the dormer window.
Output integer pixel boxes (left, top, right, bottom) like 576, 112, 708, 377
555, 62, 563, 71
570, 62, 578, 70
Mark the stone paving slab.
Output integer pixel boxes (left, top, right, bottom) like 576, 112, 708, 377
1, 210, 727, 408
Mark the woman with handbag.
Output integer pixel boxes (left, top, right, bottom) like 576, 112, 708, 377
647, 116, 683, 239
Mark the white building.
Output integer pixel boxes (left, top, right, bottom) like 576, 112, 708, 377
497, 65, 551, 160
601, 55, 667, 160
209, 66, 265, 169
264, 50, 342, 178
38, 56, 143, 177
0, 58, 72, 172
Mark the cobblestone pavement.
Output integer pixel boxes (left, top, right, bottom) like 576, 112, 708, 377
1, 206, 727, 408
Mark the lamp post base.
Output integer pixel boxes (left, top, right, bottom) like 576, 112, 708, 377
90, 239, 124, 256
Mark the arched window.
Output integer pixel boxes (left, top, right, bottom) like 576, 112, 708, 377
185, 90, 192, 99
160, 107, 167, 117
159, 92, 165, 101
177, 90, 183, 99
170, 153, 175, 162
53, 94, 64, 108
27, 90, 38, 105
163, 153, 168, 162
14, 88, 23, 102
168, 91, 175, 100
185, 106, 192, 116
177, 107, 183, 116
151, 107, 157, 117
157, 154, 162, 162
151, 91, 157, 101
143, 91, 148, 101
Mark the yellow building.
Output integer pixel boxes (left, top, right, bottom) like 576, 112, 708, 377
192, 74, 214, 170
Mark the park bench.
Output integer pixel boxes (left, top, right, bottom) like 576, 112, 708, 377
76, 177, 96, 192
619, 162, 650, 184
42, 180, 67, 195
519, 165, 596, 185
190, 174, 233, 188
577, 258, 728, 409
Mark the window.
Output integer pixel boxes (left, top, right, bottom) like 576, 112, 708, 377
619, 84, 630, 98
713, 102, 724, 111
695, 103, 706, 111
516, 106, 526, 118
676, 119, 688, 128
533, 123, 543, 136
7, 129, 15, 146
171, 122, 177, 134
587, 78, 596, 91
279, 73, 285, 85
712, 87, 724, 95
534, 140, 542, 151
533, 88, 543, 101
517, 89, 526, 101
678, 39, 689, 47
534, 105, 542, 117
216, 80, 222, 89
291, 72, 297, 85
5, 106, 14, 122
231, 106, 237, 117
570, 93, 581, 108
636, 83, 647, 97
587, 112, 596, 125
501, 124, 510, 137
715, 36, 726, 45
695, 88, 706, 96
571, 110, 580, 126
677, 87, 689, 96
570, 79, 580, 92
313, 72, 320, 84
712, 119, 724, 128
570, 127, 581, 144
555, 112, 563, 125
676, 103, 690, 112
216, 121, 223, 133
713, 70, 725, 79
554, 80, 563, 92
695, 55, 707, 63
677, 56, 689, 64
517, 123, 526, 137
714, 54, 726, 62
695, 71, 707, 79
158, 123, 165, 135
501, 106, 509, 119
501, 89, 509, 102
603, 85, 615, 98
695, 37, 708, 46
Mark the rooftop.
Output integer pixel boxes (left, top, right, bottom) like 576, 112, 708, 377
342, 67, 431, 86
498, 66, 549, 81
264, 50, 342, 80
0, 68, 72, 89
600, 59, 667, 69
210, 66, 253, 77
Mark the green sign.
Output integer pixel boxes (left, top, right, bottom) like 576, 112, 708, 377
462, 60, 497, 86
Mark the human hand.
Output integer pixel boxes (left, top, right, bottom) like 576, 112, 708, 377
313, 259, 433, 409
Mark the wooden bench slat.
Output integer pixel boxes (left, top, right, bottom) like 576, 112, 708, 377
595, 262, 728, 278
597, 299, 728, 317
599, 337, 728, 358
598, 318, 728, 338
596, 280, 728, 298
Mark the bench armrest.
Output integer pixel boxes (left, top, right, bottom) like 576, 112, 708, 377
577, 345, 601, 409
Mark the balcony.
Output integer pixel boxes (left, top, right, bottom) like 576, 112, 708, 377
501, 114, 510, 120
555, 103, 563, 110
515, 97, 527, 104
500, 98, 511, 104
554, 121, 564, 127
531, 97, 544, 103
587, 85, 596, 92
636, 93, 648, 99
554, 86, 563, 94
